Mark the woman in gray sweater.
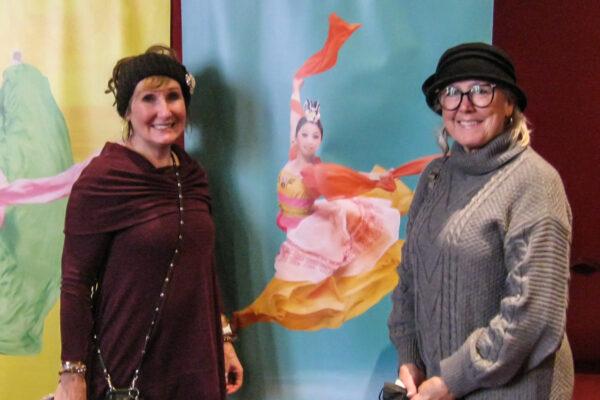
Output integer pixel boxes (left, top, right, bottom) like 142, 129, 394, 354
388, 42, 573, 399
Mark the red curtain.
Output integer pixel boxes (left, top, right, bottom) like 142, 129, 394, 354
171, 0, 183, 146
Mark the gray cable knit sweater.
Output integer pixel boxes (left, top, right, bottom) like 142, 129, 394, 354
388, 132, 573, 399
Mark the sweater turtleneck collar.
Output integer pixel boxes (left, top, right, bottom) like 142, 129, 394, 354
447, 130, 526, 175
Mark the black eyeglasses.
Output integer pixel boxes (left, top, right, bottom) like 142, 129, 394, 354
438, 83, 497, 111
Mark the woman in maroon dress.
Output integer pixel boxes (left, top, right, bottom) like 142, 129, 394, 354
52, 45, 243, 400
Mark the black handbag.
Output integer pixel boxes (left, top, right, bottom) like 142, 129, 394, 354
104, 388, 140, 400
379, 381, 409, 400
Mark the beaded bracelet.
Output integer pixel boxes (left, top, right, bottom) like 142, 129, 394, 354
59, 361, 87, 375
221, 315, 238, 343
223, 333, 237, 343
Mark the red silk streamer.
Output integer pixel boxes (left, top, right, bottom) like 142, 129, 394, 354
301, 154, 441, 201
389, 154, 441, 178
294, 13, 362, 79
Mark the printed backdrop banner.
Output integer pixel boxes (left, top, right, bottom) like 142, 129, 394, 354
182, 1, 493, 399
0, 1, 169, 398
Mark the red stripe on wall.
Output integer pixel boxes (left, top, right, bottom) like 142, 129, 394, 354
171, 0, 183, 146
171, 0, 182, 60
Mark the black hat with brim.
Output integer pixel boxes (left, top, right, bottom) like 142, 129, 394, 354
422, 42, 527, 114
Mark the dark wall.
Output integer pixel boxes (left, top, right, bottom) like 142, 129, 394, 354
493, 1, 600, 267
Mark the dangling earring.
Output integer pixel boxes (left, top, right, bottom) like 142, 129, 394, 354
121, 120, 132, 141
437, 128, 450, 155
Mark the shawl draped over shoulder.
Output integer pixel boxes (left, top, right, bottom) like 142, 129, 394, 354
65, 142, 211, 235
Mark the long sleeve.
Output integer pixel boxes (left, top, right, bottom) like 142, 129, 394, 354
60, 231, 112, 361
439, 164, 572, 398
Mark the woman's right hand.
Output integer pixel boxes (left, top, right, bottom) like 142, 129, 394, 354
52, 373, 86, 400
399, 363, 425, 398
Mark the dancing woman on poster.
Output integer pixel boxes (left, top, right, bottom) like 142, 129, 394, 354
235, 14, 433, 331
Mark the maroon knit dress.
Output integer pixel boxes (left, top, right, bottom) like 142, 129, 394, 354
60, 143, 226, 399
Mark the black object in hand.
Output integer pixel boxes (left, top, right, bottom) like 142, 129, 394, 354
105, 388, 140, 399
379, 381, 409, 400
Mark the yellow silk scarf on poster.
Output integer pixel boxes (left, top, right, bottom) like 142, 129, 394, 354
0, 1, 170, 399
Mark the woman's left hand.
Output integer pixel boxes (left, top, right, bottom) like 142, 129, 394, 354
223, 342, 244, 394
412, 376, 454, 400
